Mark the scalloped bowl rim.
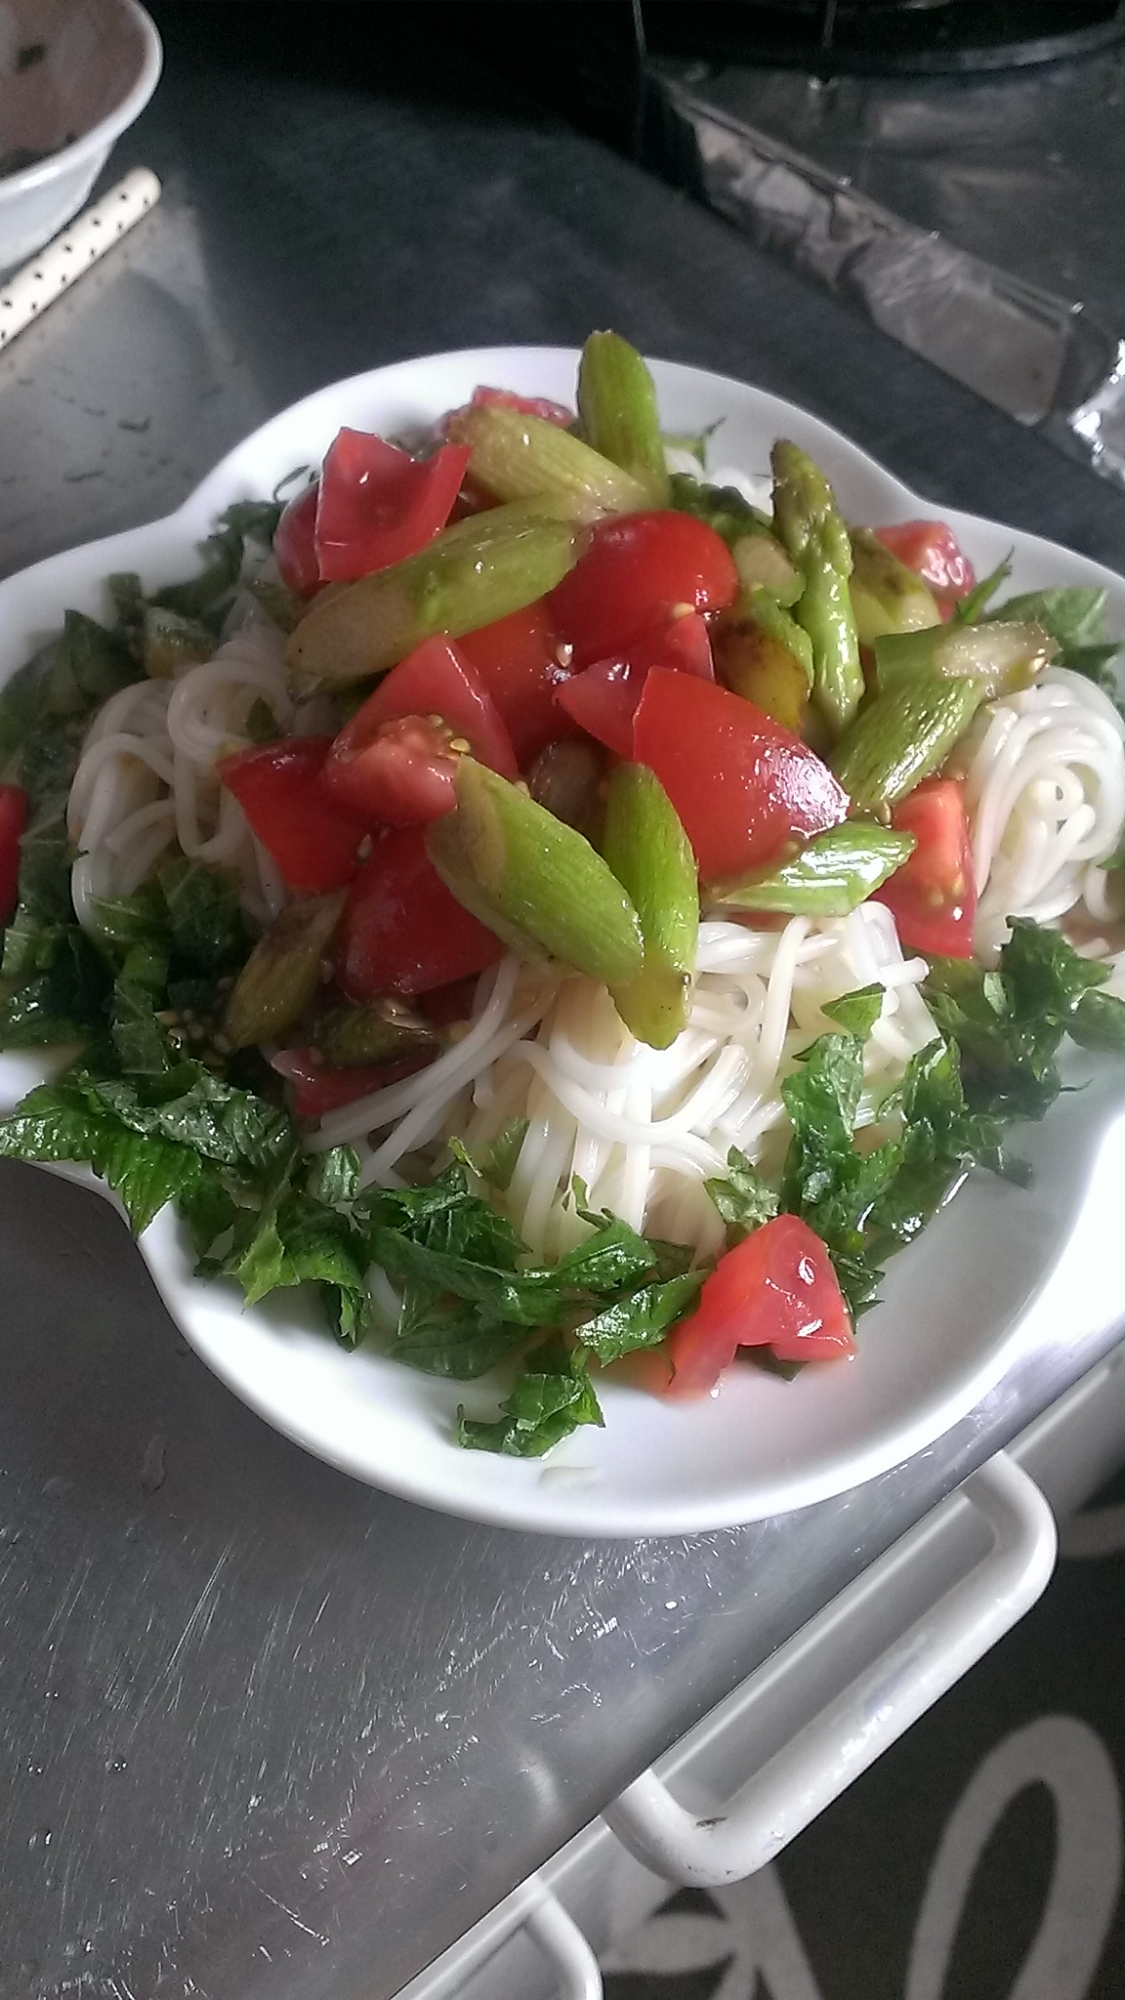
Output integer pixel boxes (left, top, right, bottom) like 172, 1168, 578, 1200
2, 345, 1124, 1538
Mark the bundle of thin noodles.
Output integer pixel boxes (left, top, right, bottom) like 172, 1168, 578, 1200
309, 904, 937, 1263
69, 617, 298, 928
962, 667, 1125, 964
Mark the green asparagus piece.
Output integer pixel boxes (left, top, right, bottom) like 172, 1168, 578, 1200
246, 576, 303, 635
427, 760, 644, 987
771, 441, 864, 737
142, 606, 214, 679
712, 603, 811, 735
311, 999, 438, 1068
602, 763, 698, 1048
223, 892, 345, 1049
848, 527, 941, 644
732, 532, 802, 607
447, 404, 649, 523
576, 331, 670, 507
873, 619, 1057, 700
745, 589, 814, 684
710, 822, 915, 916
830, 677, 985, 812
286, 504, 580, 693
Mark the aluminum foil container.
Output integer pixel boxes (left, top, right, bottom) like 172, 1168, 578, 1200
653, 70, 1125, 491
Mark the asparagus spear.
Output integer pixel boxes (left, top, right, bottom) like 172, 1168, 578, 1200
286, 504, 580, 693
848, 527, 941, 643
576, 331, 670, 507
142, 606, 214, 679
873, 619, 1057, 700
771, 441, 864, 737
746, 589, 814, 682
712, 597, 812, 735
602, 763, 698, 1048
710, 823, 915, 916
731, 532, 802, 606
447, 404, 649, 522
830, 676, 985, 813
427, 759, 644, 987
310, 999, 438, 1068
223, 892, 345, 1048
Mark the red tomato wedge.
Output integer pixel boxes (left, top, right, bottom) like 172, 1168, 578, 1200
666, 1216, 854, 1399
272, 1044, 438, 1119
323, 636, 518, 826
273, 482, 321, 598
632, 670, 848, 885
417, 974, 482, 1029
338, 825, 504, 999
549, 511, 739, 666
556, 612, 713, 759
873, 521, 976, 603
313, 429, 470, 584
875, 777, 977, 958
0, 782, 28, 922
217, 738, 370, 894
457, 603, 579, 765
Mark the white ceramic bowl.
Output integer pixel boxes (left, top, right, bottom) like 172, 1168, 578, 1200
3, 348, 1125, 1537
0, 0, 161, 273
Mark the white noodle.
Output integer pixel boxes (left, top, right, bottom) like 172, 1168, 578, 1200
964, 669, 1125, 961
66, 616, 295, 928
309, 909, 940, 1259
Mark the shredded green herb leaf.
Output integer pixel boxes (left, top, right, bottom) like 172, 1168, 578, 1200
457, 1335, 604, 1457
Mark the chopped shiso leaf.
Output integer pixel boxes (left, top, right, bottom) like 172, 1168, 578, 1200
457, 1336, 604, 1457
925, 919, 1125, 1120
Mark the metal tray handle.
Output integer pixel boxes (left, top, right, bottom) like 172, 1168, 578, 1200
604, 1452, 1056, 1888
421, 1877, 603, 2000
524, 1889, 604, 2000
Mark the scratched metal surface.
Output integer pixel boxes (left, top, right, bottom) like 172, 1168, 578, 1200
2, 11, 1125, 1999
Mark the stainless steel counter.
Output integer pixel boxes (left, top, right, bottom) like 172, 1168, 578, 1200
3, 13, 1125, 1998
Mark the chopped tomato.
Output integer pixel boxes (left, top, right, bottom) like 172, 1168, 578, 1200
876, 777, 977, 958
272, 1044, 437, 1119
632, 670, 848, 884
873, 521, 976, 604
323, 636, 518, 826
556, 612, 713, 759
418, 974, 481, 1029
666, 1216, 854, 1400
314, 429, 470, 584
0, 783, 28, 923
338, 825, 503, 998
457, 603, 580, 765
549, 511, 739, 667
450, 384, 575, 431
217, 738, 370, 894
273, 482, 321, 598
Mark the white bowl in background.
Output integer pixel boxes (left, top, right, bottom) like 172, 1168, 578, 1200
0, 0, 161, 272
